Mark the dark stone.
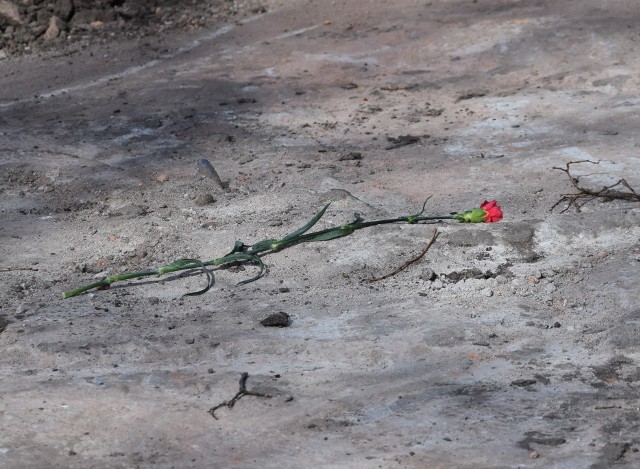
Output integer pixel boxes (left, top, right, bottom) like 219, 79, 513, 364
385, 135, 422, 150
260, 312, 290, 327
445, 268, 487, 282
511, 379, 537, 387
53, 0, 74, 22
195, 194, 216, 206
339, 151, 363, 161
517, 431, 566, 450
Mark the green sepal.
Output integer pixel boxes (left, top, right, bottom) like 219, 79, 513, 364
454, 208, 486, 223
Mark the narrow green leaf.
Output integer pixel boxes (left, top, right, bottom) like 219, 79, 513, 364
406, 196, 433, 223
281, 203, 331, 242
213, 253, 267, 286
236, 256, 266, 286
176, 258, 214, 297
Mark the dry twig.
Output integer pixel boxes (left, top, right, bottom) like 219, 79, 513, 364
208, 372, 272, 420
551, 160, 640, 213
367, 228, 439, 282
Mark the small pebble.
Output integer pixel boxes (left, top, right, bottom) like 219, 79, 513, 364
195, 194, 216, 206
419, 268, 436, 282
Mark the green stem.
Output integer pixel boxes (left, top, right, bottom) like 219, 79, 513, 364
267, 215, 454, 252
62, 270, 159, 298
63, 207, 456, 298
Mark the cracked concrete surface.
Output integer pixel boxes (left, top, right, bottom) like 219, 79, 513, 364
1, 0, 640, 467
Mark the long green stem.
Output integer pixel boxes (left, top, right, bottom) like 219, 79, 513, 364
62, 270, 159, 298
266, 216, 454, 252
63, 203, 456, 298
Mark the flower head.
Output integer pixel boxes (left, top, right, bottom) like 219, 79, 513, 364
455, 200, 503, 223
480, 200, 503, 222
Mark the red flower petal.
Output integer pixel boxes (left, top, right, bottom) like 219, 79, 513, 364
478, 200, 502, 222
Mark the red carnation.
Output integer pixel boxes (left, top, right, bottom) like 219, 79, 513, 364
480, 200, 503, 223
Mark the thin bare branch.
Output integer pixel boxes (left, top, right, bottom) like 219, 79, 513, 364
551, 160, 640, 212
367, 228, 439, 282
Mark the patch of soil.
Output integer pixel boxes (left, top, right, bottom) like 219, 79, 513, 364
0, 0, 268, 58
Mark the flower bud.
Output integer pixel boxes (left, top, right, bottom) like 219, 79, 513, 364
455, 208, 488, 223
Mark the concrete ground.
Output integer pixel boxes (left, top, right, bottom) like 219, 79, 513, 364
1, 0, 640, 467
